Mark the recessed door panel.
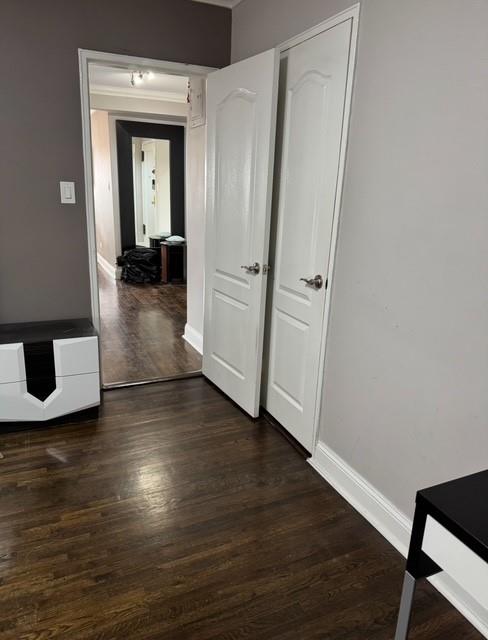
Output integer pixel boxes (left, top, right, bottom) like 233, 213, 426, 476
210, 290, 249, 379
270, 309, 308, 411
214, 91, 256, 279
279, 72, 330, 296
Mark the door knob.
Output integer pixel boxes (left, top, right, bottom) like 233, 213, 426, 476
300, 274, 323, 290
241, 262, 261, 274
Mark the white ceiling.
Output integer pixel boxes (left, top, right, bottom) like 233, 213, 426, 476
192, 0, 242, 8
89, 65, 189, 103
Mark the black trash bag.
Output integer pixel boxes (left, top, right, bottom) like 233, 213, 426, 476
117, 247, 161, 284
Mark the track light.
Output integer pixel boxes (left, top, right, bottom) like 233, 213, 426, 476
130, 70, 154, 87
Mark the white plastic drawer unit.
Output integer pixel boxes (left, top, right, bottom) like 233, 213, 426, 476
422, 515, 488, 609
0, 319, 100, 423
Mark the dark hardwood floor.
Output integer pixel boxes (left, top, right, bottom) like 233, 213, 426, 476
0, 378, 481, 639
98, 269, 202, 386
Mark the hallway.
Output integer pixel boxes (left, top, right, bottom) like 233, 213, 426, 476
0, 378, 480, 640
98, 269, 202, 385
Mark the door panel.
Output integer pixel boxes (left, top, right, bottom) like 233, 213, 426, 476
264, 19, 353, 451
271, 309, 308, 409
203, 49, 279, 417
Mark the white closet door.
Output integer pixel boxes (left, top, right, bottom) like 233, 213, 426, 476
203, 49, 279, 417
264, 19, 354, 451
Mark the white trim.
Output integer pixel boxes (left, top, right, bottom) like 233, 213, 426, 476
90, 84, 187, 104
193, 0, 242, 8
97, 253, 119, 280
310, 442, 488, 639
310, 442, 410, 555
278, 3, 360, 53
79, 49, 216, 332
80, 52, 101, 332
81, 49, 215, 78
183, 324, 203, 355
270, 4, 361, 454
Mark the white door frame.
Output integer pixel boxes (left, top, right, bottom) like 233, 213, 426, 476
78, 48, 215, 332
275, 3, 360, 453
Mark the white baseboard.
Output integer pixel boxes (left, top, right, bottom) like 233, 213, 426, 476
310, 442, 488, 639
97, 253, 119, 280
183, 324, 203, 355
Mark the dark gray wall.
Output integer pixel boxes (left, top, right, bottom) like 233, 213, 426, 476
0, 0, 231, 324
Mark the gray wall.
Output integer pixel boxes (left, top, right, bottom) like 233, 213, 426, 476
0, 0, 231, 324
233, 0, 488, 518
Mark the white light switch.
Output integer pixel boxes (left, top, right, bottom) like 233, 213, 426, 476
60, 181, 76, 204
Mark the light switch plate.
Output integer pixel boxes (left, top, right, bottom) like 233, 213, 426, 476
60, 181, 76, 204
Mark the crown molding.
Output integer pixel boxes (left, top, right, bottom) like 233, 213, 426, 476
89, 84, 188, 104
193, 0, 243, 8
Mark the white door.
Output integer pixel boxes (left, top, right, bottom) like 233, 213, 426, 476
263, 19, 354, 451
154, 140, 171, 235
142, 140, 156, 244
203, 49, 279, 417
132, 139, 144, 245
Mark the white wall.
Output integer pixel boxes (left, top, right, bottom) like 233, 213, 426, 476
321, 0, 488, 513
233, 0, 488, 633
90, 110, 117, 266
185, 124, 206, 350
90, 93, 188, 118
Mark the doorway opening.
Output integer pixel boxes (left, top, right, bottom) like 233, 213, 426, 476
81, 53, 212, 388
79, 4, 359, 459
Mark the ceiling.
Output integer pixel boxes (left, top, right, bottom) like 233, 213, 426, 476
192, 0, 243, 8
89, 65, 188, 103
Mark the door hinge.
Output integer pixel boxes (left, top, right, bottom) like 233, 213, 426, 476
143, 223, 146, 235
141, 150, 145, 162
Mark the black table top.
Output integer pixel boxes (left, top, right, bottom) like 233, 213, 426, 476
417, 469, 488, 561
0, 318, 96, 345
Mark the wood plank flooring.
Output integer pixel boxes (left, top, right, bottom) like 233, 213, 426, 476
0, 378, 481, 639
98, 269, 202, 386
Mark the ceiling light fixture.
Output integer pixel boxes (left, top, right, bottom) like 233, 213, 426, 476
130, 70, 154, 87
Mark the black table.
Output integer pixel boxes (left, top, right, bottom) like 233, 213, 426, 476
0, 318, 96, 344
395, 470, 488, 638
160, 241, 186, 284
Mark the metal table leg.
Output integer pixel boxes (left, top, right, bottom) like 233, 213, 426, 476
393, 505, 442, 639
394, 572, 416, 640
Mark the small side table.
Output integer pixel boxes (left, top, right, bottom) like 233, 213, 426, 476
160, 241, 187, 284
395, 470, 488, 639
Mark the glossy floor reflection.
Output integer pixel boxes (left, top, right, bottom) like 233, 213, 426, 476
98, 269, 202, 385
0, 379, 481, 640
